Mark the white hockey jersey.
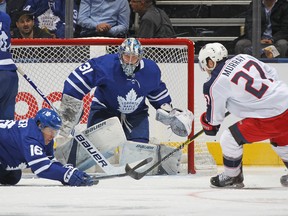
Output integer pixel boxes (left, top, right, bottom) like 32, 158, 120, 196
203, 54, 288, 125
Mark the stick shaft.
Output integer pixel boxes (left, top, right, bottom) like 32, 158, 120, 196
126, 112, 230, 179
17, 67, 57, 112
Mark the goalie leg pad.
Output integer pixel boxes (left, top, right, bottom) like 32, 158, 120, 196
157, 144, 182, 175
119, 141, 181, 175
55, 117, 127, 171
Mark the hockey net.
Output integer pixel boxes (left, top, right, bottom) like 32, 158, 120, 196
11, 38, 216, 174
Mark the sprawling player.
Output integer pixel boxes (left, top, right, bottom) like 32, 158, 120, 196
0, 108, 95, 186
0, 11, 19, 120
198, 42, 288, 188
58, 38, 193, 173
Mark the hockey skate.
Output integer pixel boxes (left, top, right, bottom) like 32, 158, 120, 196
210, 171, 244, 188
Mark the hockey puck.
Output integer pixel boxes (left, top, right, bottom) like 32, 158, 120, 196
280, 175, 288, 187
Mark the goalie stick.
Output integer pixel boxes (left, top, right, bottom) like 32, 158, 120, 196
74, 130, 151, 175
126, 112, 231, 180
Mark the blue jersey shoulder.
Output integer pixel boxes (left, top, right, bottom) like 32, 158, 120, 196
0, 11, 17, 71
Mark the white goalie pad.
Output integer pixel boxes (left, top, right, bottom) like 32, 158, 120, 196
58, 94, 83, 137
55, 117, 127, 172
119, 141, 182, 175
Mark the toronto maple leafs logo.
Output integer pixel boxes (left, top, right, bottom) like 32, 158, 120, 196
117, 89, 143, 114
37, 8, 60, 31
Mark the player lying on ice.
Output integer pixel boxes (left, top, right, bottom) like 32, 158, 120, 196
198, 42, 288, 188
0, 108, 95, 186
56, 37, 193, 175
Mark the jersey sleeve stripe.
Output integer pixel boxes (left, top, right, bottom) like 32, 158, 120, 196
66, 78, 86, 96
0, 59, 15, 65
148, 91, 170, 102
147, 89, 168, 100
28, 157, 50, 166
92, 97, 107, 107
72, 70, 92, 91
33, 163, 52, 175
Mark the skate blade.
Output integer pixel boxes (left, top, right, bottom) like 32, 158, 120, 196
210, 182, 245, 189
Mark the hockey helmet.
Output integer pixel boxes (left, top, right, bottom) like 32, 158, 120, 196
35, 108, 62, 131
118, 38, 144, 77
198, 42, 228, 73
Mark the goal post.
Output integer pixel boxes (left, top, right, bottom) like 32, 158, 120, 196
11, 38, 199, 173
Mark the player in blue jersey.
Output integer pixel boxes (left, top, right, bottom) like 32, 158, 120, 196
198, 42, 288, 188
0, 108, 95, 186
58, 38, 193, 171
0, 11, 19, 120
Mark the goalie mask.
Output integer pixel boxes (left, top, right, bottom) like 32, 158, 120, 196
118, 38, 143, 77
35, 108, 62, 131
198, 42, 228, 73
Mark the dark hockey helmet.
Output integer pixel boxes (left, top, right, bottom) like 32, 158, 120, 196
35, 108, 62, 130
118, 38, 144, 77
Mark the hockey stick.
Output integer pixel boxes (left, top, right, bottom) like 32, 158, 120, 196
91, 157, 153, 180
126, 112, 231, 180
17, 67, 58, 112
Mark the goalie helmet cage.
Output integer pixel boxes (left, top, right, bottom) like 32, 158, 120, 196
11, 38, 212, 174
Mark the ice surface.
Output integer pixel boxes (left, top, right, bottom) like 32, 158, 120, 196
1, 166, 288, 216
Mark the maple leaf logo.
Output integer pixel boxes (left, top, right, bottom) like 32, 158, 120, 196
37, 8, 60, 31
117, 89, 143, 114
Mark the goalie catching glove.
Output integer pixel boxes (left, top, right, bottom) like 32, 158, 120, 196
200, 112, 220, 136
156, 104, 193, 137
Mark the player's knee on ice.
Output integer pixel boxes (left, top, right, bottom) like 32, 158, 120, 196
0, 167, 22, 185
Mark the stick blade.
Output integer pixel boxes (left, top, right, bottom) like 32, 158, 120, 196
125, 157, 153, 180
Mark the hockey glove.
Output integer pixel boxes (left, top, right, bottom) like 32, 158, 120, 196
156, 104, 193, 137
63, 164, 95, 186
200, 112, 220, 136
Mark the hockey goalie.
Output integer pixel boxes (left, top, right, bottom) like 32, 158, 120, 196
55, 38, 193, 175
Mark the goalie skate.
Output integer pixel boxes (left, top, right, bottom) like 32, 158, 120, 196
210, 171, 244, 188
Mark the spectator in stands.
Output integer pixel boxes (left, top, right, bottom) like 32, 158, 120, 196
234, 0, 288, 58
0, 11, 18, 120
6, 0, 27, 32
23, 0, 78, 38
0, 0, 6, 12
77, 0, 130, 38
130, 0, 176, 38
11, 9, 53, 38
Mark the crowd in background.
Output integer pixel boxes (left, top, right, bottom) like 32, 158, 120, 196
1, 0, 288, 57
1, 0, 175, 39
